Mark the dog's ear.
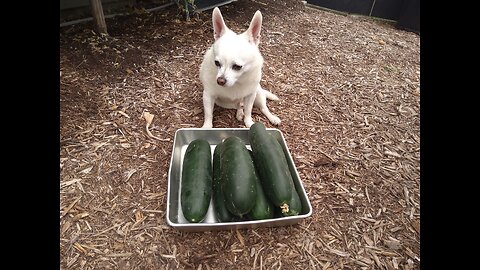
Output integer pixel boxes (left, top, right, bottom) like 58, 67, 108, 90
212, 7, 227, 40
246, 10, 262, 46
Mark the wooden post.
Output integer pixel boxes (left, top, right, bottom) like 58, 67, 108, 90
90, 0, 108, 35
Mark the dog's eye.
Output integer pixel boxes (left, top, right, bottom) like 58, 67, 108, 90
232, 64, 242, 71
214, 60, 221, 67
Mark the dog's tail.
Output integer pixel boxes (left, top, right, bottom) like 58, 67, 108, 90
263, 89, 279, 101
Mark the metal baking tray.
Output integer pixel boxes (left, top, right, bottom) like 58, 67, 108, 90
166, 128, 312, 231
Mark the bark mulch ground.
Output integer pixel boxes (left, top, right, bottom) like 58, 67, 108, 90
60, 0, 420, 269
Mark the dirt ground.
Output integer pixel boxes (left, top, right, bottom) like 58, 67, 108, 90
60, 0, 420, 269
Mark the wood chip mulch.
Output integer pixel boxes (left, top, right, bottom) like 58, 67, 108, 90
60, 0, 420, 269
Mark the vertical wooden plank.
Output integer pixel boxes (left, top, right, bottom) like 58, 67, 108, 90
90, 0, 108, 35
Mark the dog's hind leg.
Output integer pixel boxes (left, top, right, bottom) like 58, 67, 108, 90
260, 106, 281, 125
255, 87, 281, 125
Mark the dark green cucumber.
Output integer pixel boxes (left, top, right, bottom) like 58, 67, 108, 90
221, 136, 257, 218
249, 178, 275, 220
281, 185, 302, 216
180, 139, 212, 223
249, 122, 293, 214
212, 141, 236, 222
248, 150, 274, 220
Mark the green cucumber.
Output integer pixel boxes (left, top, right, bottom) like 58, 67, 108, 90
249, 122, 293, 214
249, 177, 274, 220
281, 185, 302, 216
180, 139, 212, 223
221, 136, 257, 218
212, 141, 236, 222
248, 151, 274, 220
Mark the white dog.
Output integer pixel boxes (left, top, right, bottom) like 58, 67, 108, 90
199, 7, 281, 128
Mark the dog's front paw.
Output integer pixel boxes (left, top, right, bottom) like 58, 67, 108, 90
244, 118, 254, 128
236, 109, 244, 121
202, 122, 213, 128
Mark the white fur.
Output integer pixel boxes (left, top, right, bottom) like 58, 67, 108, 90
200, 7, 281, 128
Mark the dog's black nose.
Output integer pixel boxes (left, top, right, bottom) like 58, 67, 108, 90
217, 77, 226, 86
